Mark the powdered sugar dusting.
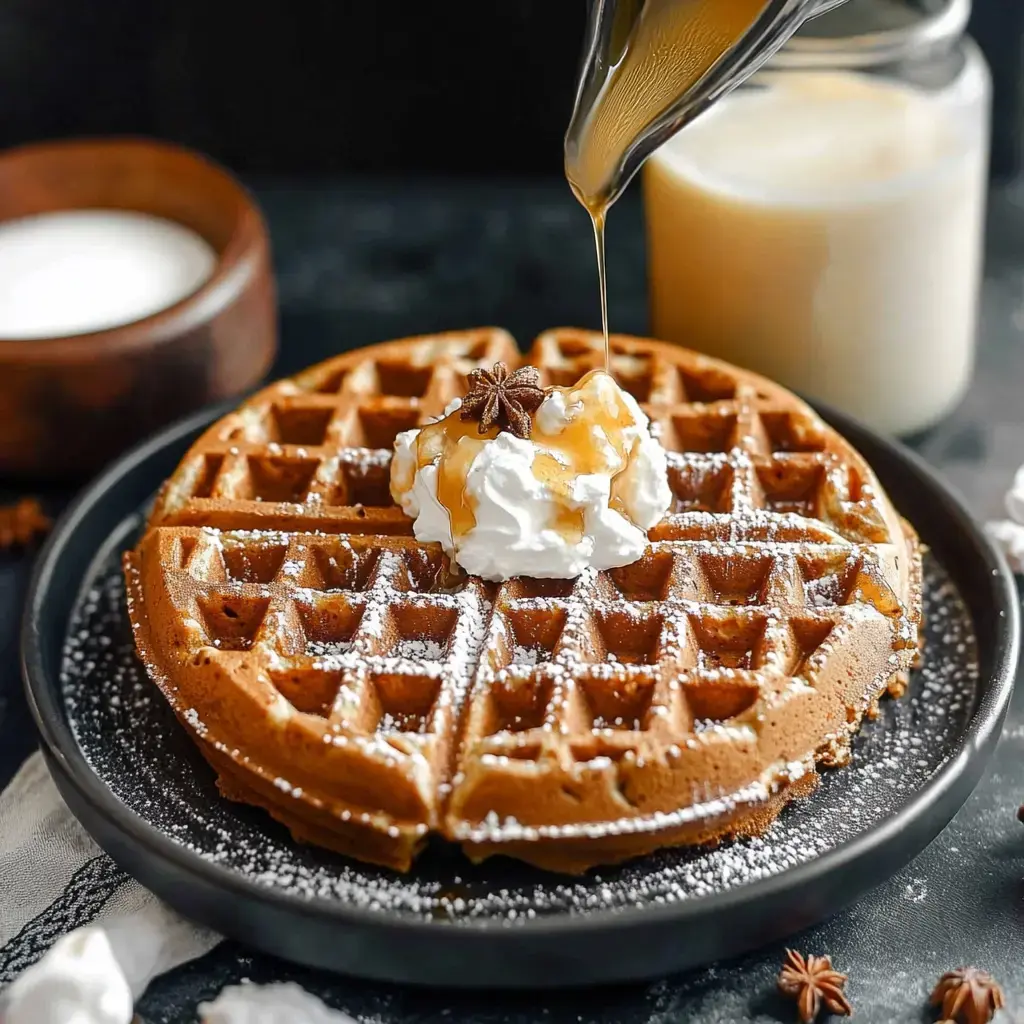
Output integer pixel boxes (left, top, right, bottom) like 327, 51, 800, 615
61, 541, 977, 923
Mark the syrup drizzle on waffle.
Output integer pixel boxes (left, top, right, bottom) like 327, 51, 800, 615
123, 329, 924, 873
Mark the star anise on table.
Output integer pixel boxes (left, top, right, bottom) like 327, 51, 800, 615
777, 948, 853, 1022
460, 362, 546, 439
0, 497, 50, 548
930, 967, 1005, 1024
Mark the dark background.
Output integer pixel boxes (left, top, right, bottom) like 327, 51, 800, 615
0, 2, 583, 176
0, 0, 1020, 178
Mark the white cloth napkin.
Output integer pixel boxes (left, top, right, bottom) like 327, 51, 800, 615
0, 752, 361, 1022
986, 463, 1024, 574
0, 751, 220, 1019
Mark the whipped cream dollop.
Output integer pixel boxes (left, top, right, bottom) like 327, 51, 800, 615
986, 463, 1024, 574
390, 370, 672, 581
0, 927, 133, 1024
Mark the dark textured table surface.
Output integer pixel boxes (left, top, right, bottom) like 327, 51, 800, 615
2, 177, 1024, 1022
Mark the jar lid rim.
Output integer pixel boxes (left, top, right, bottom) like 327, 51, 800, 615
779, 0, 970, 67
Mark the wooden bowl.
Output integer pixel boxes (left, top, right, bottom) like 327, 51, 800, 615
0, 138, 276, 479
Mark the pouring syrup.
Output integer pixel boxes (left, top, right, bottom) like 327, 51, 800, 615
564, 0, 848, 369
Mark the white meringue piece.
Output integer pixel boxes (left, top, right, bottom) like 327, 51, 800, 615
0, 927, 133, 1024
199, 981, 356, 1024
986, 463, 1024, 574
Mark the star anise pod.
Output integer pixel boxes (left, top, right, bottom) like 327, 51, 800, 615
930, 967, 1005, 1024
0, 498, 50, 548
777, 949, 853, 1022
460, 362, 546, 439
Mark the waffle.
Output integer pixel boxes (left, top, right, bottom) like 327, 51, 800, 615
125, 328, 922, 874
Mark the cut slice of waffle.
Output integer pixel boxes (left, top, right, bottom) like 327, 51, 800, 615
126, 328, 922, 873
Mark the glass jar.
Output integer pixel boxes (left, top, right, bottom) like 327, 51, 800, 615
643, 0, 990, 436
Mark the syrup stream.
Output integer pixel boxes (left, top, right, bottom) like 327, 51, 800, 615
591, 208, 610, 371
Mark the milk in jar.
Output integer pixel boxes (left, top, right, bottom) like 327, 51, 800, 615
644, 9, 989, 435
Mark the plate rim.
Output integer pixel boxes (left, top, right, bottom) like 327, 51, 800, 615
20, 398, 1020, 951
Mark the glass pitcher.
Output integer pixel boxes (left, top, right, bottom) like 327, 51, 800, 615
565, 0, 851, 211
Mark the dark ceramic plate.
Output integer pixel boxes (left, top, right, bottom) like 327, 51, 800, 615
22, 401, 1019, 989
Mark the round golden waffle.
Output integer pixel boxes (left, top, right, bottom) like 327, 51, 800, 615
125, 328, 922, 874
